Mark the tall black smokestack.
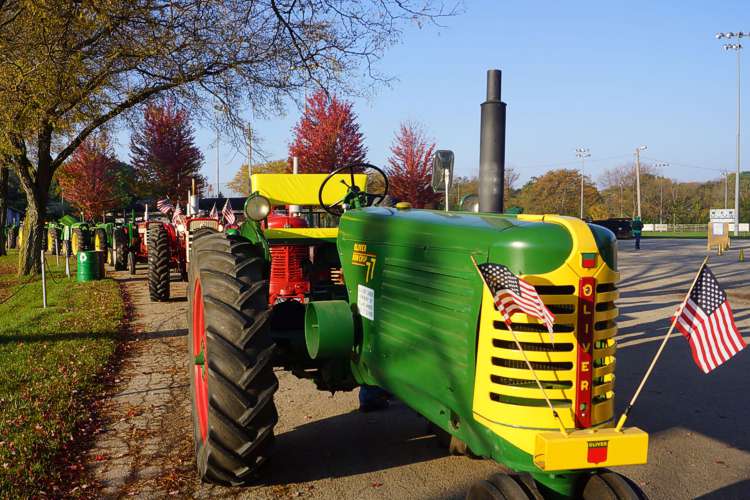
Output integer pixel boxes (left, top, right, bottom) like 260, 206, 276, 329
479, 69, 507, 213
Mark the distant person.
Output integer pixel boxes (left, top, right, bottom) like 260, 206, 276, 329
632, 216, 643, 250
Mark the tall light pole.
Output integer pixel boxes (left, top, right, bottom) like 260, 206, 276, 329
716, 31, 747, 236
575, 147, 590, 218
634, 145, 647, 218
653, 161, 669, 224
213, 103, 225, 197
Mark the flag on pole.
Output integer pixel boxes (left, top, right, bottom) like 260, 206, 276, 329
156, 198, 173, 214
222, 198, 236, 225
209, 203, 218, 219
476, 262, 556, 336
674, 265, 746, 373
172, 203, 183, 225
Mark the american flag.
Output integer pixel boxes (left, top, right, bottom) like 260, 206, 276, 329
156, 198, 173, 214
222, 199, 235, 225
674, 265, 746, 373
209, 203, 218, 219
172, 203, 184, 225
477, 262, 556, 336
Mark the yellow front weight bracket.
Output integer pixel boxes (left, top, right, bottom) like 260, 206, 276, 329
534, 427, 648, 471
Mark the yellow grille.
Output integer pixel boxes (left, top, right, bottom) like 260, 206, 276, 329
473, 278, 619, 433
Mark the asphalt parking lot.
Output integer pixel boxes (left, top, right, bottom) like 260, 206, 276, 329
93, 238, 750, 499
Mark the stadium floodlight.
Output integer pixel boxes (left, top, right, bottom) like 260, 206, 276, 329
715, 31, 747, 236
575, 147, 591, 219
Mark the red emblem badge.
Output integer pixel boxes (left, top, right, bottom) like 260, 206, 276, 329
587, 440, 609, 464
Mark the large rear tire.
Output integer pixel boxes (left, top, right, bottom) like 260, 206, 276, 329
187, 231, 278, 485
71, 228, 88, 256
148, 224, 170, 301
47, 228, 60, 255
94, 228, 107, 252
114, 229, 127, 271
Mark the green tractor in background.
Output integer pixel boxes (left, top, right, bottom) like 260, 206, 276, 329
46, 215, 90, 257
93, 221, 128, 269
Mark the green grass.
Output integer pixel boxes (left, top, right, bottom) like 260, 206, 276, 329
0, 251, 124, 497
643, 231, 750, 239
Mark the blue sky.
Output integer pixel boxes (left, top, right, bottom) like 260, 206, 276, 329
116, 0, 750, 194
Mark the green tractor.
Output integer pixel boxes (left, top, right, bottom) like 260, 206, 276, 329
93, 221, 128, 269
186, 72, 649, 499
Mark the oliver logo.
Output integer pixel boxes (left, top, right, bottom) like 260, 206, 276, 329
587, 440, 609, 464
351, 242, 377, 283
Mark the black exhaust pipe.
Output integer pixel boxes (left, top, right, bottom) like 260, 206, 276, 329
479, 69, 507, 213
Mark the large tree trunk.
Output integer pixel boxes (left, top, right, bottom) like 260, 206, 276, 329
0, 166, 7, 256
18, 193, 46, 275
14, 125, 53, 276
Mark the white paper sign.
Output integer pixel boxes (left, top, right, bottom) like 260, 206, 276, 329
713, 222, 724, 236
357, 284, 375, 321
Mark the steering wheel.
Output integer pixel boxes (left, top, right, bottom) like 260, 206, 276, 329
318, 162, 389, 216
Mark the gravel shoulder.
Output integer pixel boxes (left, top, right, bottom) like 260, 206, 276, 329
87, 241, 750, 499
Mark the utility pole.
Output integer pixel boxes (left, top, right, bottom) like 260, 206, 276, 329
634, 145, 647, 219
717, 32, 746, 236
575, 148, 590, 219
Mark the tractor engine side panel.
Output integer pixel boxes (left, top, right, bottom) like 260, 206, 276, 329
336, 207, 575, 457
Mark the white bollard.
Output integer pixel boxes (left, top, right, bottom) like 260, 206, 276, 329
65, 248, 70, 278
55, 237, 59, 266
41, 250, 47, 308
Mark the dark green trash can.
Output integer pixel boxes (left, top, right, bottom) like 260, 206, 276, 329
77, 250, 101, 282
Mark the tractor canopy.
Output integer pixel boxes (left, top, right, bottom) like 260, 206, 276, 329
247, 172, 368, 243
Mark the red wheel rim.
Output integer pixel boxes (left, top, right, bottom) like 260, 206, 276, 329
192, 279, 209, 442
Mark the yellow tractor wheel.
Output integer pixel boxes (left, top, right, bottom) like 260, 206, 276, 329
94, 232, 102, 251
71, 231, 80, 256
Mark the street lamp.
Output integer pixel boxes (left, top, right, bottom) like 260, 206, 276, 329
634, 145, 647, 218
653, 161, 669, 224
716, 31, 748, 236
575, 147, 591, 218
213, 103, 226, 198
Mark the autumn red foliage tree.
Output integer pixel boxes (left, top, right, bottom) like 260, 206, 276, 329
57, 136, 130, 219
130, 102, 205, 201
386, 122, 439, 208
288, 90, 366, 173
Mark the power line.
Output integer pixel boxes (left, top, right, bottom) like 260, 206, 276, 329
511, 153, 632, 170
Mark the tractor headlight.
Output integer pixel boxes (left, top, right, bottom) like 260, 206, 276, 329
244, 194, 270, 221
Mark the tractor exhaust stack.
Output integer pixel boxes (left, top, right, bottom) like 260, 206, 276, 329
479, 69, 507, 213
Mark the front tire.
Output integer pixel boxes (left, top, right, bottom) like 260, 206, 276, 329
114, 230, 127, 271
187, 231, 278, 485
582, 471, 645, 500
128, 251, 136, 275
148, 224, 170, 301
